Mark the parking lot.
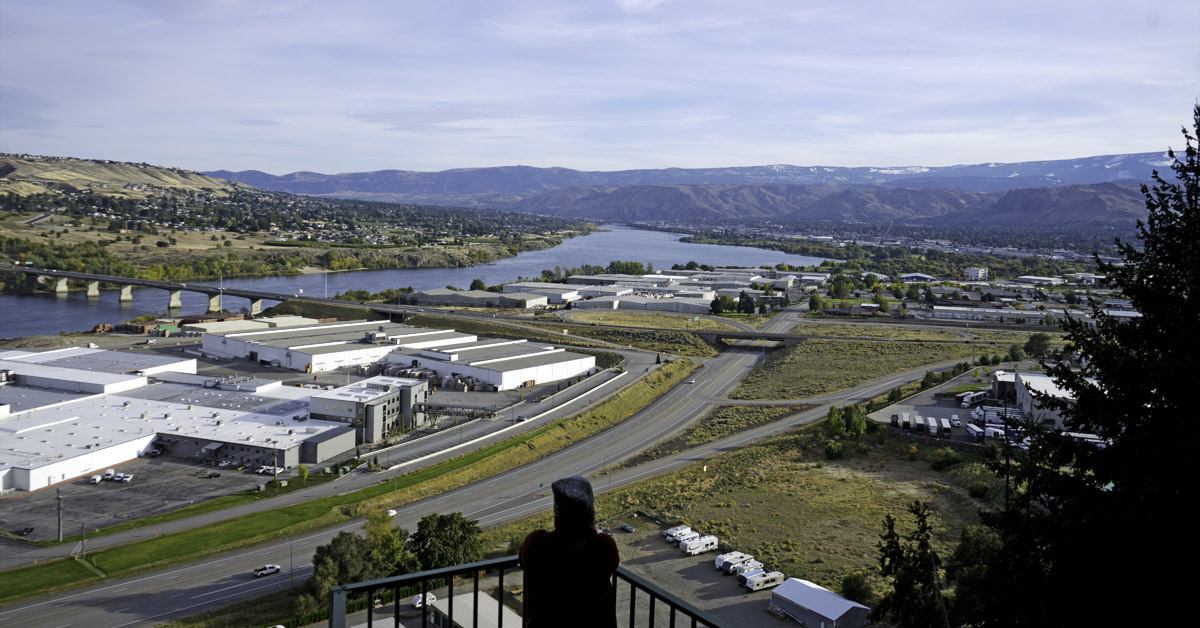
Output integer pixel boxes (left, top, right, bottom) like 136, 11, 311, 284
0, 454, 291, 542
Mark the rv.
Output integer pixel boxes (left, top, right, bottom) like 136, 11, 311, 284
720, 554, 756, 574
736, 565, 766, 586
672, 530, 700, 545
732, 559, 764, 576
682, 535, 719, 555
663, 525, 690, 540
746, 571, 787, 591
714, 551, 747, 571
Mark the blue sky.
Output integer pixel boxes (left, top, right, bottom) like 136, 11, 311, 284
1, 1, 1197, 174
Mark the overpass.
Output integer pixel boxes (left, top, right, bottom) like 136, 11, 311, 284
0, 264, 427, 317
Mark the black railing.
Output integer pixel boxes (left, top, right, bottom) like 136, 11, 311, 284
328, 555, 730, 628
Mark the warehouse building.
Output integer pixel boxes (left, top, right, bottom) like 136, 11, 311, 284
201, 320, 478, 373
309, 376, 429, 444
0, 348, 354, 492
411, 289, 548, 309
387, 339, 595, 391
769, 578, 870, 628
1015, 372, 1072, 429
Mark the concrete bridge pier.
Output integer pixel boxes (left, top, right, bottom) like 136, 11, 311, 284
168, 290, 183, 309
119, 285, 133, 302
249, 299, 263, 315
86, 281, 100, 298
208, 294, 221, 313
52, 277, 69, 293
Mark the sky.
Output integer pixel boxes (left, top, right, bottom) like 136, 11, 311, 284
1, 0, 1198, 175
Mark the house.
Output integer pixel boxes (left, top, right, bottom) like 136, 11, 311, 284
899, 273, 935, 284
965, 266, 988, 281
769, 578, 870, 628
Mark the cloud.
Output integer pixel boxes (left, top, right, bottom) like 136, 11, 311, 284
238, 119, 281, 127
0, 85, 60, 135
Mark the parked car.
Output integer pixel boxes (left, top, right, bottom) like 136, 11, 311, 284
14, 526, 34, 536
387, 509, 397, 517
253, 564, 281, 577
599, 528, 613, 535
206, 472, 222, 478
620, 524, 635, 533
121, 474, 133, 483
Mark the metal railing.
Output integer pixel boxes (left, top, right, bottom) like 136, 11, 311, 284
328, 555, 730, 628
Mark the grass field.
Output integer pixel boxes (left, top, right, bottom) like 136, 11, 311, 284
568, 311, 741, 332
793, 322, 967, 341
0, 360, 697, 604
729, 339, 976, 400
485, 422, 996, 597
629, 404, 812, 466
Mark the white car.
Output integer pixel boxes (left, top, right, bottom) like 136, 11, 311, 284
412, 593, 437, 609
253, 564, 281, 577
387, 509, 397, 517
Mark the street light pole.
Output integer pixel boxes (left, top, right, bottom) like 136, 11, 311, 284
281, 532, 295, 583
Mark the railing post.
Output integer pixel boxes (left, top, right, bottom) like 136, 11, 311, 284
329, 585, 347, 628
497, 566, 505, 628
394, 584, 401, 628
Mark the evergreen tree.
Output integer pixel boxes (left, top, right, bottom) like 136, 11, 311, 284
948, 107, 1200, 626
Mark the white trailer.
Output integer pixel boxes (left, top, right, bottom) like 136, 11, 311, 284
682, 535, 719, 555
737, 567, 766, 586
939, 418, 952, 438
719, 553, 756, 573
732, 559, 764, 576
672, 530, 699, 545
960, 391, 987, 407
746, 571, 787, 591
714, 551, 747, 571
663, 525, 690, 540
926, 416, 938, 437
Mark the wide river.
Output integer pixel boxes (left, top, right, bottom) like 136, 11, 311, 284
0, 225, 826, 338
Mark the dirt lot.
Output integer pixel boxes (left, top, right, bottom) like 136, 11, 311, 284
608, 522, 793, 627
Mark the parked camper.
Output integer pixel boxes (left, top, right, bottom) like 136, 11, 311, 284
940, 418, 952, 439
664, 525, 690, 540
965, 423, 985, 442
959, 391, 987, 408
104, 469, 115, 481
732, 559, 764, 576
736, 565, 766, 586
682, 535, 719, 555
714, 551, 747, 571
672, 531, 700, 545
746, 571, 787, 591
985, 426, 1006, 440
720, 554, 756, 574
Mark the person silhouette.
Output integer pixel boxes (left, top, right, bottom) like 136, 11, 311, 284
519, 476, 619, 628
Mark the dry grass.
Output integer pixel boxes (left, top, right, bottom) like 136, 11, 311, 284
793, 322, 967, 341
569, 311, 741, 332
730, 339, 976, 400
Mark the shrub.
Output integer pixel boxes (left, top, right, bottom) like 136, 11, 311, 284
968, 480, 990, 499
929, 447, 962, 471
824, 441, 845, 460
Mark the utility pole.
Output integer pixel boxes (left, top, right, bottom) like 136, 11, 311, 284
80, 522, 86, 560
57, 489, 64, 542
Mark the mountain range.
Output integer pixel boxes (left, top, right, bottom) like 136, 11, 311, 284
207, 152, 1167, 227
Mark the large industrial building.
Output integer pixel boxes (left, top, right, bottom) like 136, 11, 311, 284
0, 347, 356, 493
201, 320, 477, 373
201, 320, 597, 391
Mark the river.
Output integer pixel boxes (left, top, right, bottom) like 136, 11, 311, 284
0, 225, 828, 337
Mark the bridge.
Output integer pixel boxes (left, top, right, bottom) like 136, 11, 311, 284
0, 264, 428, 317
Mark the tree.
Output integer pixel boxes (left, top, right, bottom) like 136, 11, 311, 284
876, 501, 948, 627
950, 107, 1200, 626
825, 405, 845, 437
1006, 344, 1024, 362
469, 278, 487, 291
1023, 332, 1051, 357
363, 508, 417, 576
872, 292, 889, 313
297, 464, 308, 482
738, 291, 755, 314
809, 293, 825, 312
840, 571, 875, 608
844, 404, 867, 437
299, 531, 379, 611
408, 512, 483, 571
709, 296, 724, 315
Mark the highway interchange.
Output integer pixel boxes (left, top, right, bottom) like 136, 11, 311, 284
0, 305, 968, 627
